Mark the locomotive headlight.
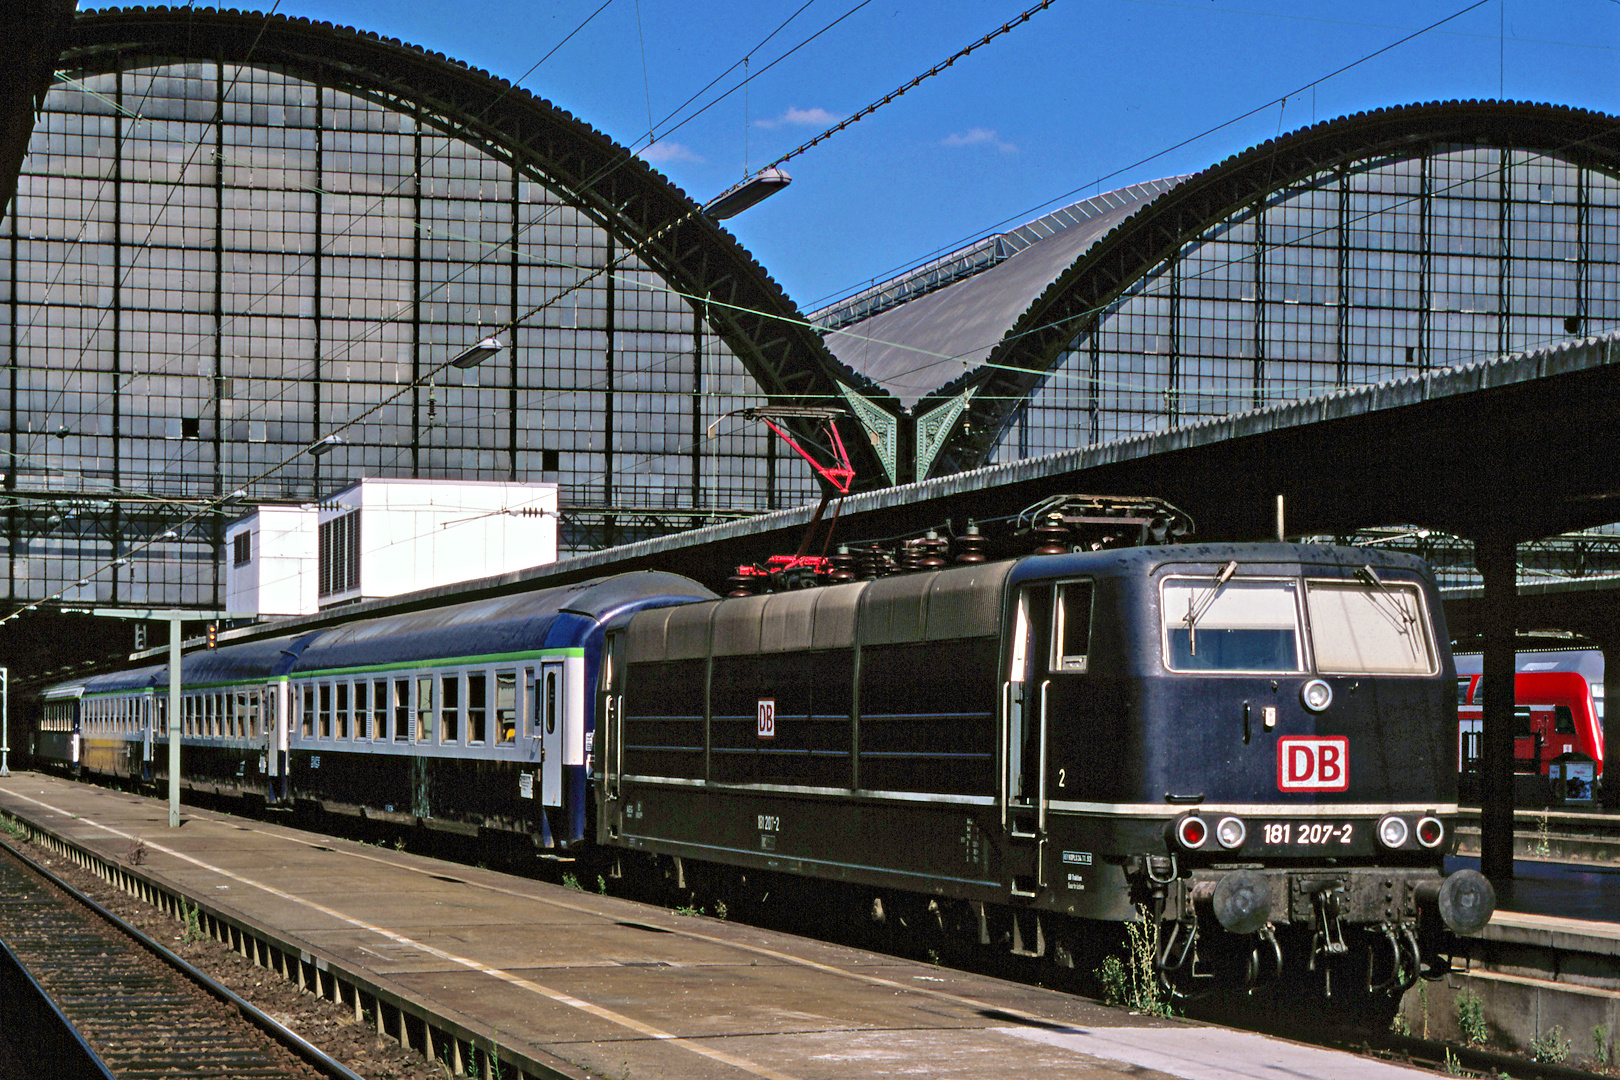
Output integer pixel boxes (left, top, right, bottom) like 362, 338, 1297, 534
1377, 814, 1410, 849
1215, 815, 1247, 850
1176, 815, 1208, 849
1416, 816, 1445, 848
1300, 678, 1333, 713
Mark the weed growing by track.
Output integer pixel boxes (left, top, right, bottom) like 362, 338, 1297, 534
1456, 989, 1488, 1046
1530, 1025, 1571, 1064
1096, 906, 1172, 1017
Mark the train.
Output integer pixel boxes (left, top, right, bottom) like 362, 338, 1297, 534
29, 539, 1494, 1006
1454, 650, 1605, 791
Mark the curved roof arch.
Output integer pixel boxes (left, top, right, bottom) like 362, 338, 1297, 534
925, 99, 1620, 477
60, 6, 892, 488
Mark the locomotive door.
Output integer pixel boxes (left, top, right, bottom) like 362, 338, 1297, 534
1002, 585, 1052, 895
538, 659, 564, 807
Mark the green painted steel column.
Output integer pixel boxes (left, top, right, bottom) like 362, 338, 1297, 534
169, 615, 181, 828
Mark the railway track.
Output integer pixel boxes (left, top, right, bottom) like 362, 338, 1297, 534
0, 834, 365, 1080
3, 790, 1608, 1080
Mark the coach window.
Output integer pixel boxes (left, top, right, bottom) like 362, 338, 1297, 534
319, 684, 332, 739
1050, 581, 1094, 673
495, 672, 517, 744
441, 675, 461, 743
394, 679, 409, 741
302, 686, 315, 738
353, 682, 369, 739
372, 680, 387, 740
207, 694, 219, 738
417, 677, 434, 742
184, 696, 195, 736
468, 672, 488, 744
157, 698, 167, 736
248, 691, 261, 739
336, 682, 351, 740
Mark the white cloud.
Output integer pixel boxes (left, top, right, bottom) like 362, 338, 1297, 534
755, 106, 839, 130
941, 127, 1017, 153
639, 140, 704, 165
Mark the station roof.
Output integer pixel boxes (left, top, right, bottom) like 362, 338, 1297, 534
201, 329, 1620, 652
50, 5, 896, 491
0, 0, 75, 220
812, 179, 1182, 407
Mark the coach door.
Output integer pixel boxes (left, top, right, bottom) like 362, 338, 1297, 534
141, 689, 155, 781
538, 659, 565, 807
601, 631, 625, 804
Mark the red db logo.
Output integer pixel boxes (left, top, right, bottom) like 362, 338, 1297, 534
757, 698, 776, 739
1278, 736, 1348, 791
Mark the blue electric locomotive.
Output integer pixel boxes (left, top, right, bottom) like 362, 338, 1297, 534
599, 543, 1493, 995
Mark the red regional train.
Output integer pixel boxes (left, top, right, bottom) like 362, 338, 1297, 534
1454, 650, 1605, 790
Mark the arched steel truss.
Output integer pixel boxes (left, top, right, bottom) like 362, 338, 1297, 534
59, 6, 894, 491
919, 100, 1620, 478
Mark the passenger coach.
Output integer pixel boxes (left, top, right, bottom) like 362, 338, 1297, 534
38, 572, 714, 847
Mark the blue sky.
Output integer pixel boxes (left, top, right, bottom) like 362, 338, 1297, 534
161, 1, 1620, 309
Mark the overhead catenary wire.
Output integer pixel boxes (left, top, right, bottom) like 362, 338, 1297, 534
803, 0, 1496, 313
752, 0, 1057, 176
6, 2, 1607, 625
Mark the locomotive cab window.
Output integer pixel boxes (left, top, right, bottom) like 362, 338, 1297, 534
1555, 705, 1576, 735
1163, 576, 1303, 672
1304, 577, 1436, 675
1050, 581, 1093, 673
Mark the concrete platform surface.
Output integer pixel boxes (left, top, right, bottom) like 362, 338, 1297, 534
0, 772, 1439, 1080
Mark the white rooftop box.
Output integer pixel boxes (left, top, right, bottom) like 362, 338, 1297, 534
225, 479, 558, 616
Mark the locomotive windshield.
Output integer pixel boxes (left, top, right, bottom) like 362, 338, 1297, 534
1163, 578, 1304, 672
1304, 579, 1436, 675
1161, 571, 1439, 675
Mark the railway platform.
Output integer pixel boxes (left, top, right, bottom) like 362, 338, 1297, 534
0, 772, 1443, 1080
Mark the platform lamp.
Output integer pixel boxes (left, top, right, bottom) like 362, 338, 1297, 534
450, 336, 504, 368
307, 340, 503, 458
308, 434, 344, 458
702, 168, 792, 220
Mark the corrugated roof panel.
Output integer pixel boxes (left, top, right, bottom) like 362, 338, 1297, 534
820, 179, 1186, 406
